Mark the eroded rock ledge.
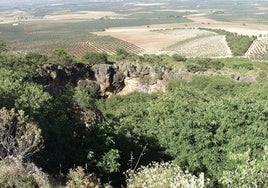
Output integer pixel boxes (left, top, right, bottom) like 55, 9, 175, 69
38, 62, 255, 97
38, 62, 190, 97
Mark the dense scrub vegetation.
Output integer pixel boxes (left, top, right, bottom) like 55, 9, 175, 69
0, 42, 267, 187
200, 28, 256, 56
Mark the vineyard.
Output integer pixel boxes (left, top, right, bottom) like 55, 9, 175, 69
10, 34, 144, 56
164, 35, 232, 58
66, 35, 144, 56
245, 38, 268, 60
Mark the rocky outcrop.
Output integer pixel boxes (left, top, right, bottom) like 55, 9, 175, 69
38, 62, 190, 97
38, 63, 94, 96
115, 62, 190, 95
37, 62, 254, 97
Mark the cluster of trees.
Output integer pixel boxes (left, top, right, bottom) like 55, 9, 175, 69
0, 40, 267, 187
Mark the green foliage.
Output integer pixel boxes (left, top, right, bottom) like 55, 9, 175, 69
126, 162, 209, 188
73, 85, 98, 110
172, 54, 187, 62
143, 54, 163, 65
0, 46, 267, 187
82, 52, 108, 65
115, 48, 130, 61
167, 79, 186, 92
25, 52, 48, 65
15, 83, 51, 115
185, 58, 224, 72
50, 48, 73, 65
0, 70, 21, 109
200, 28, 256, 56
0, 40, 8, 53
232, 62, 253, 70
97, 149, 121, 173
144, 87, 268, 184
187, 76, 246, 97
0, 54, 39, 81
0, 69, 51, 115
226, 34, 255, 56
220, 147, 268, 187
97, 93, 169, 174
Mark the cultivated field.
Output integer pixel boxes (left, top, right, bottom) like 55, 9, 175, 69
11, 34, 144, 56
92, 11, 268, 58
165, 35, 232, 58
95, 27, 232, 57
1, 1, 268, 58
245, 38, 268, 60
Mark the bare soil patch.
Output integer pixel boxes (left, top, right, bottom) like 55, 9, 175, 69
43, 11, 124, 21
94, 28, 213, 54
258, 7, 268, 11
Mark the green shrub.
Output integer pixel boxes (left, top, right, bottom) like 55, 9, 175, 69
145, 87, 268, 185
0, 40, 8, 53
188, 76, 246, 97
82, 52, 108, 65
115, 48, 130, 61
185, 58, 224, 72
50, 48, 73, 65
220, 147, 268, 187
172, 54, 187, 62
232, 63, 253, 70
167, 79, 187, 92
143, 54, 163, 65
73, 85, 98, 110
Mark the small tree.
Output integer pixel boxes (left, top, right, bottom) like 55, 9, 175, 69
115, 48, 130, 61
172, 54, 187, 62
50, 48, 73, 65
82, 52, 108, 65
73, 85, 98, 110
0, 108, 42, 160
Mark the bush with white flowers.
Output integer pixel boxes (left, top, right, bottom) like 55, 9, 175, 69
126, 161, 209, 188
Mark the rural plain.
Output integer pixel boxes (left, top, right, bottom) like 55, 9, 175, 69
1, 0, 268, 59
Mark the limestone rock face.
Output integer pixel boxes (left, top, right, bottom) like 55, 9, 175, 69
38, 62, 191, 97
91, 64, 125, 96
39, 63, 93, 96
